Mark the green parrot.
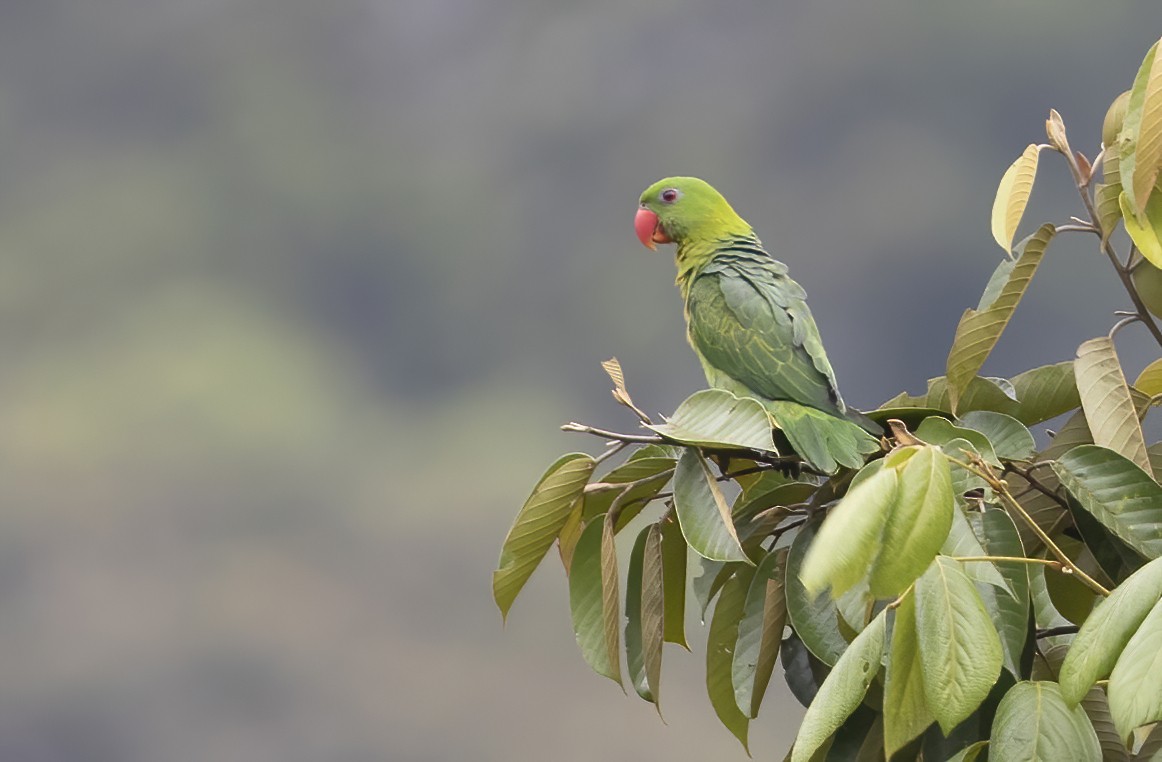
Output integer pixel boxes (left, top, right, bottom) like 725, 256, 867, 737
634, 176, 880, 473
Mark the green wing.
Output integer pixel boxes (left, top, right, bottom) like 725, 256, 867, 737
686, 259, 845, 415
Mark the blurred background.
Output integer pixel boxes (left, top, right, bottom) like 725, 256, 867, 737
1, 2, 1160, 760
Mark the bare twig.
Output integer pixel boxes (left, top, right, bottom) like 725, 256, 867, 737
562, 422, 663, 444
953, 555, 1062, 569
593, 441, 629, 465
948, 453, 1109, 597
1055, 222, 1099, 235
1059, 144, 1162, 348
1037, 624, 1080, 639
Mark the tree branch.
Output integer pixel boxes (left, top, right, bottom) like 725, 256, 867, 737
949, 453, 1109, 597
1058, 144, 1162, 348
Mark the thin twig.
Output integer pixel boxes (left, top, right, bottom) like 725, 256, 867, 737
562, 422, 663, 444
952, 555, 1062, 569
948, 453, 1109, 597
593, 441, 629, 465
1060, 145, 1162, 348
1110, 315, 1140, 339
1005, 463, 1070, 512
1037, 624, 1080, 639
1055, 222, 1099, 235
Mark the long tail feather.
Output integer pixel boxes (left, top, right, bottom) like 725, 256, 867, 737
765, 400, 881, 474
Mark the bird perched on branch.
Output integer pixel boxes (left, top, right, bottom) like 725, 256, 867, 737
635, 176, 880, 473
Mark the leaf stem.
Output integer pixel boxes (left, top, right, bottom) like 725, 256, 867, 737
947, 453, 1110, 596
952, 555, 1062, 568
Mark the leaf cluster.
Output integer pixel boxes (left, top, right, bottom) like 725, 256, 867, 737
495, 37, 1162, 762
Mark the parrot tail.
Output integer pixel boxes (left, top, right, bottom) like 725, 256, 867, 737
764, 400, 882, 474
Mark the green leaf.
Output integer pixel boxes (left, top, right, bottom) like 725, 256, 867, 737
733, 479, 816, 523
1080, 687, 1130, 762
888, 361, 1079, 426
781, 630, 828, 707
800, 467, 898, 598
959, 410, 1036, 461
494, 453, 596, 619
1043, 536, 1098, 626
885, 592, 935, 756
625, 525, 664, 708
826, 707, 883, 761
915, 556, 1004, 733
943, 507, 1012, 594
1005, 409, 1089, 554
733, 548, 788, 718
989, 681, 1101, 762
786, 517, 849, 666
1065, 486, 1145, 583
1053, 445, 1162, 560
870, 446, 955, 597
967, 509, 1031, 677
791, 610, 887, 762
1097, 180, 1124, 245
707, 568, 753, 751
1029, 564, 1074, 649
1075, 336, 1151, 473
568, 514, 622, 686
647, 389, 777, 452
1109, 599, 1162, 742
943, 740, 988, 762
693, 558, 733, 619
659, 516, 688, 648
581, 456, 674, 524
946, 225, 1055, 413
1120, 39, 1162, 218
915, 416, 1001, 466
991, 143, 1041, 252
1060, 556, 1162, 704
672, 449, 750, 563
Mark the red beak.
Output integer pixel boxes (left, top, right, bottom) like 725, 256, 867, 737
634, 207, 672, 250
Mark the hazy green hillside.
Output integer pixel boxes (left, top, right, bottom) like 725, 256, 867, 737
0, 1, 1158, 759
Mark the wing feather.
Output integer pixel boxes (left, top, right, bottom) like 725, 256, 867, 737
687, 260, 846, 415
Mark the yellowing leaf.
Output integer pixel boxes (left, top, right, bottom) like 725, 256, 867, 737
946, 225, 1056, 412
991, 144, 1041, 252
1120, 191, 1162, 268
494, 453, 596, 619
1120, 39, 1162, 216
1075, 337, 1151, 473
1136, 359, 1162, 397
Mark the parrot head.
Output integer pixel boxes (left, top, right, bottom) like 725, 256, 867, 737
635, 176, 750, 250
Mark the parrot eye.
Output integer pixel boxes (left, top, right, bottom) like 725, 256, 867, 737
660, 188, 681, 204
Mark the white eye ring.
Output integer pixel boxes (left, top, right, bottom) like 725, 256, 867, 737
660, 188, 681, 204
